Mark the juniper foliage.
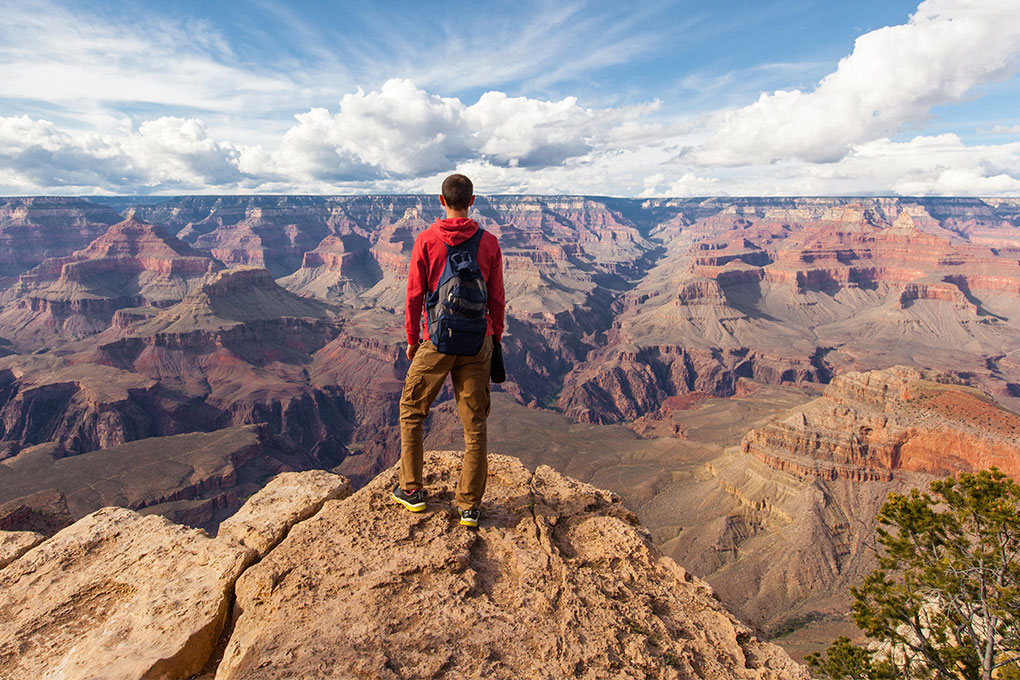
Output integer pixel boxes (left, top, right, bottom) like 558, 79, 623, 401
836, 469, 1020, 680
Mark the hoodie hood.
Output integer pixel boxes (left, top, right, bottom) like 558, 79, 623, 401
431, 217, 479, 246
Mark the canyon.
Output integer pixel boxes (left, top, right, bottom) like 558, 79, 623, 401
1, 194, 1019, 660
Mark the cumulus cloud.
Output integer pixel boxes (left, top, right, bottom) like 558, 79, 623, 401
0, 82, 660, 194
0, 115, 243, 192
857, 134, 1020, 195
690, 0, 1020, 166
648, 133, 1020, 197
639, 172, 721, 198
241, 79, 647, 182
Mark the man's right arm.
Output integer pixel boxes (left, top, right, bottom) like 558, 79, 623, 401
405, 235, 427, 357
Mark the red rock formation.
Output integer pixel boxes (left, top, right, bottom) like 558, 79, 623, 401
0, 197, 119, 281
763, 215, 1020, 296
559, 199, 1020, 422
742, 366, 1020, 481
0, 217, 221, 349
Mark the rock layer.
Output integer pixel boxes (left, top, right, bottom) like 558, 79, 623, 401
0, 217, 220, 348
742, 366, 1020, 481
217, 469, 351, 555
0, 425, 337, 530
0, 197, 119, 280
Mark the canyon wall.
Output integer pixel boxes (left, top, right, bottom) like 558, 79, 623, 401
2, 194, 1020, 648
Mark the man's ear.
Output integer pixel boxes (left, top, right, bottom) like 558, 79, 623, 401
469, 196, 475, 207
439, 195, 448, 207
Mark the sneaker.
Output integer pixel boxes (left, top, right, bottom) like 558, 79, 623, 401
392, 484, 426, 512
459, 508, 480, 527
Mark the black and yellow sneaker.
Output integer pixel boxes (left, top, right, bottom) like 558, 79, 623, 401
459, 508, 480, 527
392, 484, 426, 512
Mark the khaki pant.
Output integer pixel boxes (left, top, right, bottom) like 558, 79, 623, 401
399, 336, 492, 510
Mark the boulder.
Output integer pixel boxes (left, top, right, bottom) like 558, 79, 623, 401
0, 507, 254, 680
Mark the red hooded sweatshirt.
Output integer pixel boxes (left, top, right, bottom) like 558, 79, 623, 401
405, 217, 505, 346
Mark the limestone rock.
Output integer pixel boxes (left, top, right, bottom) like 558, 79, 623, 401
216, 451, 808, 680
0, 506, 254, 680
0, 530, 44, 569
217, 469, 351, 556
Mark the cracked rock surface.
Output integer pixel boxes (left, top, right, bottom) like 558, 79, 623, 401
0, 507, 255, 680
216, 469, 352, 556
217, 451, 808, 680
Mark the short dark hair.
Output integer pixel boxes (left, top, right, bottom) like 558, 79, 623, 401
442, 174, 473, 210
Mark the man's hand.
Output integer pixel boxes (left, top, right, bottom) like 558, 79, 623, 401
406, 342, 419, 361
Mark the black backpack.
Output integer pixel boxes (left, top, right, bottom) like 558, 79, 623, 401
425, 229, 488, 356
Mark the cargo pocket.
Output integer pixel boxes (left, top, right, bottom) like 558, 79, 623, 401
402, 374, 429, 407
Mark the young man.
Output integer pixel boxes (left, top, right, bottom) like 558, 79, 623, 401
392, 174, 505, 527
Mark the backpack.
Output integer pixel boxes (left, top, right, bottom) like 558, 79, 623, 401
425, 229, 488, 356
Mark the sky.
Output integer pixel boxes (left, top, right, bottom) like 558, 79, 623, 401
0, 0, 1018, 197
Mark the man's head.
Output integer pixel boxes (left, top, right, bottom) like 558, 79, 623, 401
441, 173, 474, 212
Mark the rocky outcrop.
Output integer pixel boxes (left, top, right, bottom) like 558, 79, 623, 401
742, 366, 1020, 481
0, 488, 72, 534
0, 456, 804, 680
0, 468, 350, 680
0, 506, 254, 680
0, 359, 210, 457
218, 452, 806, 680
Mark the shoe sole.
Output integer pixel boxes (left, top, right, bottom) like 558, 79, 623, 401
459, 517, 479, 527
392, 491, 426, 512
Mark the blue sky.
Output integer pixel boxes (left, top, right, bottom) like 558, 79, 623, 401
0, 0, 1018, 196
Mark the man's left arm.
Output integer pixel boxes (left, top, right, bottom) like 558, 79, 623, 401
487, 238, 505, 341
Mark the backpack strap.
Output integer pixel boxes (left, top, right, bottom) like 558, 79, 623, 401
446, 228, 484, 257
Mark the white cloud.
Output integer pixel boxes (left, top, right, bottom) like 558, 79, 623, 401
690, 0, 1020, 166
121, 118, 242, 186
0, 115, 243, 192
241, 79, 650, 182
859, 134, 1020, 196
466, 92, 593, 167
647, 133, 1020, 197
978, 124, 1020, 134
638, 172, 722, 198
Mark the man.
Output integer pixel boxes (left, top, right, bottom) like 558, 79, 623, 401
392, 173, 505, 528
